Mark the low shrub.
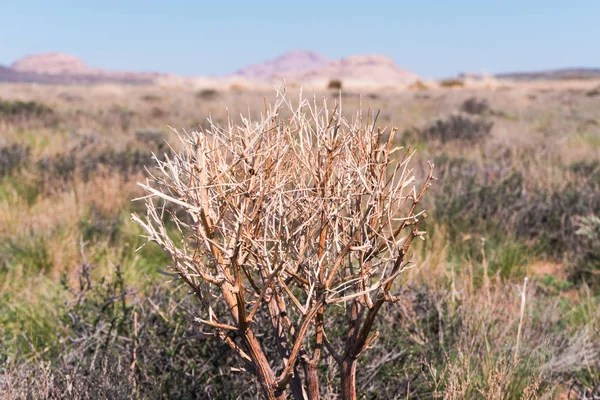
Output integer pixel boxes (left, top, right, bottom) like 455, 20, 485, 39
433, 154, 600, 290
409, 80, 429, 90
461, 97, 490, 115
37, 144, 162, 185
0, 233, 52, 274
570, 215, 600, 287
140, 94, 162, 103
570, 160, 600, 185
407, 114, 494, 143
0, 144, 30, 177
516, 186, 600, 257
149, 106, 166, 119
135, 129, 167, 151
2, 263, 261, 399
107, 105, 135, 131
586, 86, 600, 97
327, 79, 343, 90
197, 88, 219, 99
0, 99, 54, 120
1, 262, 566, 399
79, 205, 123, 244
439, 79, 465, 88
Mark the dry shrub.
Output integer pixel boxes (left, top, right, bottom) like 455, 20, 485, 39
197, 88, 219, 99
440, 79, 465, 88
409, 80, 429, 90
229, 83, 246, 93
132, 88, 434, 399
327, 79, 343, 90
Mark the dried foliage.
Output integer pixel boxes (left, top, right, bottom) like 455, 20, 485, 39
327, 79, 343, 90
132, 89, 434, 399
439, 79, 465, 88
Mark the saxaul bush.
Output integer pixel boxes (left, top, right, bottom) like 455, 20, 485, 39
132, 88, 434, 399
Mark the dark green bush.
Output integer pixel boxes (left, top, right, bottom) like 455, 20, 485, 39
516, 185, 600, 257
0, 99, 54, 119
0, 144, 30, 177
135, 130, 167, 152
407, 115, 493, 144
79, 206, 123, 244
460, 97, 490, 115
570, 215, 600, 288
37, 146, 161, 185
3, 263, 262, 399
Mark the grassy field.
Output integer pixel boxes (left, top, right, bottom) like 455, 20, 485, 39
0, 80, 599, 399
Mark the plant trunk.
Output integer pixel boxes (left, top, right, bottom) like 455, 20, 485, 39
305, 363, 320, 399
242, 331, 286, 400
290, 365, 307, 400
340, 358, 357, 400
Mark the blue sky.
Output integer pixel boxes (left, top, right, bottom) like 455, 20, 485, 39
1, 0, 598, 78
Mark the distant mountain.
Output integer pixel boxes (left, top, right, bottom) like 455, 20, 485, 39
1, 53, 167, 85
1, 51, 420, 88
286, 54, 419, 86
232, 51, 419, 87
233, 50, 332, 79
4, 51, 598, 88
0, 65, 30, 82
0, 64, 80, 84
495, 68, 600, 81
12, 53, 92, 75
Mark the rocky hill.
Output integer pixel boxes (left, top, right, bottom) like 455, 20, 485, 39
285, 54, 419, 86
1, 53, 166, 85
231, 51, 419, 88
233, 50, 331, 79
12, 53, 93, 75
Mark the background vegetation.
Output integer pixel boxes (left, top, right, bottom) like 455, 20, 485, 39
0, 81, 599, 399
